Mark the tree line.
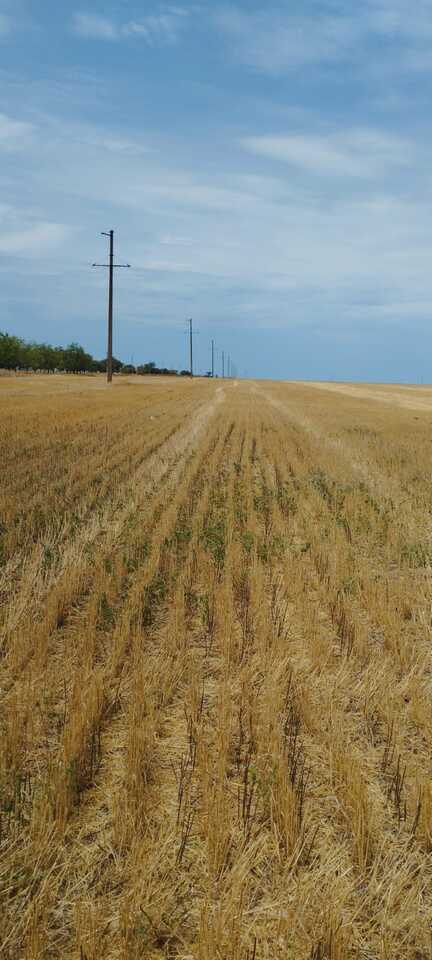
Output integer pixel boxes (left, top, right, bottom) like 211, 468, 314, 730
0, 332, 191, 376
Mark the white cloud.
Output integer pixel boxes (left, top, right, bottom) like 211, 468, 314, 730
160, 235, 195, 246
215, 2, 432, 74
214, 7, 359, 74
242, 130, 412, 178
366, 0, 432, 40
0, 13, 11, 36
349, 300, 432, 321
1, 102, 431, 341
73, 13, 117, 40
123, 10, 188, 45
100, 136, 150, 156
73, 8, 189, 45
19, 114, 423, 301
25, 113, 151, 157
74, 131, 150, 156
0, 222, 71, 255
0, 113, 33, 151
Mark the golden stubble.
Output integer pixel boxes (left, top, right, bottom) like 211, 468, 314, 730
0, 375, 432, 959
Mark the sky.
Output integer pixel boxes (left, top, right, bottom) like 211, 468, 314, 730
1, 0, 432, 380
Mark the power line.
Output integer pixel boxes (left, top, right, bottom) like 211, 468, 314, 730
93, 230, 131, 384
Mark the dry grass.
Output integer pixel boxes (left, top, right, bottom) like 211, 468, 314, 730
1, 373, 432, 959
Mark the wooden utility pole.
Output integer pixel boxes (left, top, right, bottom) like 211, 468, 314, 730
222, 351, 225, 378
106, 230, 114, 383
185, 319, 199, 377
188, 318, 193, 377
93, 231, 130, 383
211, 339, 215, 378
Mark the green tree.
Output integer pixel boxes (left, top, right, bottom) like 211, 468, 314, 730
63, 343, 93, 372
0, 332, 24, 368
94, 356, 123, 373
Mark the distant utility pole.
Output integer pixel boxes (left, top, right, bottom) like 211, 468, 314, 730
227, 355, 231, 378
211, 339, 215, 378
222, 351, 225, 378
188, 318, 194, 376
93, 230, 130, 383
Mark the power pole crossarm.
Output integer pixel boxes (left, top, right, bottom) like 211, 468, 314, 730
92, 230, 131, 384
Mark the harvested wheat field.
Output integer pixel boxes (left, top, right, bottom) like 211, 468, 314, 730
1, 373, 432, 960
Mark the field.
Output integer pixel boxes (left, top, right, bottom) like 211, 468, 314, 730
1, 374, 432, 959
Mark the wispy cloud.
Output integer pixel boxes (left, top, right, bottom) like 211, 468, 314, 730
215, 2, 432, 75
123, 8, 189, 45
1, 106, 426, 301
214, 6, 357, 73
72, 8, 189, 45
0, 220, 71, 256
73, 13, 117, 41
242, 129, 412, 179
71, 128, 150, 156
0, 113, 33, 151
366, 0, 432, 40
0, 13, 11, 36
159, 235, 195, 247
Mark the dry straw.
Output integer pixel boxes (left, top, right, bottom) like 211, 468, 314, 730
0, 373, 431, 958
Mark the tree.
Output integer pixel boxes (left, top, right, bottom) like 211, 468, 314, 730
0, 332, 24, 369
25, 341, 62, 371
0, 330, 184, 377
90, 358, 106, 373
136, 361, 157, 375
63, 343, 93, 373
95, 356, 123, 374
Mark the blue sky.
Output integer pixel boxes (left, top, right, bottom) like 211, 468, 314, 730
1, 1, 432, 379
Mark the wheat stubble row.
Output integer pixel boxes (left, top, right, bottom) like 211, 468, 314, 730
0, 375, 431, 959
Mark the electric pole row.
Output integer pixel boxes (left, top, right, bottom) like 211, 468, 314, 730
211, 342, 235, 379
92, 236, 234, 384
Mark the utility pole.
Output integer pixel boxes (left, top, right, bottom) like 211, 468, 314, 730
227, 355, 231, 378
188, 318, 193, 377
184, 319, 198, 377
222, 351, 225, 378
93, 230, 130, 383
211, 339, 215, 378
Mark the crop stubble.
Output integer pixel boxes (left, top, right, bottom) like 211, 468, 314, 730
0, 375, 432, 959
